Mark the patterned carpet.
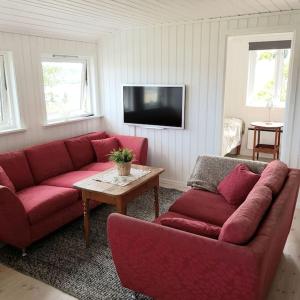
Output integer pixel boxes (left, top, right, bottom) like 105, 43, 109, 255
0, 188, 182, 300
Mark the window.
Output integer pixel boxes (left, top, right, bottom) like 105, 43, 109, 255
0, 52, 20, 132
246, 42, 291, 108
41, 56, 94, 124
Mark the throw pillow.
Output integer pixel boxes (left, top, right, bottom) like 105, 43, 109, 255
91, 137, 120, 162
0, 166, 15, 192
161, 217, 221, 238
187, 155, 266, 193
217, 163, 260, 206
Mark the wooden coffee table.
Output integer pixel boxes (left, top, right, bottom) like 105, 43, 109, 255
73, 164, 164, 247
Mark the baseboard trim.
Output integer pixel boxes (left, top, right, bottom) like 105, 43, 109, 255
160, 178, 189, 192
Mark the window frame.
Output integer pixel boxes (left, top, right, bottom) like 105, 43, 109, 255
246, 48, 290, 108
40, 54, 96, 125
0, 51, 21, 133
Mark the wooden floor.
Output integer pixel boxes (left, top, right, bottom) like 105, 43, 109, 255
0, 209, 299, 300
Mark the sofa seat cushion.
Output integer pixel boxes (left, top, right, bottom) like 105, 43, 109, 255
0, 151, 35, 191
169, 189, 236, 226
65, 131, 107, 169
17, 185, 79, 224
0, 166, 15, 192
160, 217, 221, 238
25, 140, 74, 183
91, 137, 120, 162
217, 164, 260, 206
41, 171, 99, 189
80, 161, 114, 172
258, 160, 289, 195
219, 185, 273, 245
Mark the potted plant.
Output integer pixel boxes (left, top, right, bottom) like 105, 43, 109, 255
109, 148, 134, 176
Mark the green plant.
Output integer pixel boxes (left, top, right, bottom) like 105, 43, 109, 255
109, 148, 134, 163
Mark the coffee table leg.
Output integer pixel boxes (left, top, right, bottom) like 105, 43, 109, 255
116, 198, 127, 215
154, 185, 159, 218
82, 192, 90, 248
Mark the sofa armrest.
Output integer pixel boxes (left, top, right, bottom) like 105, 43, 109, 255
0, 185, 31, 249
108, 213, 260, 300
112, 134, 148, 165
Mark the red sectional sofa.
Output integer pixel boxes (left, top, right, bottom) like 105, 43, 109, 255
0, 131, 148, 250
108, 160, 300, 300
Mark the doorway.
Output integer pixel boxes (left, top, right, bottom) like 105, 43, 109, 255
222, 32, 294, 162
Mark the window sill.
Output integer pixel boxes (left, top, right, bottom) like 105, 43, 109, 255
43, 115, 103, 128
0, 127, 26, 136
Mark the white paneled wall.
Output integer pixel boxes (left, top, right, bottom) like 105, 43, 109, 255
0, 32, 104, 153
99, 12, 300, 187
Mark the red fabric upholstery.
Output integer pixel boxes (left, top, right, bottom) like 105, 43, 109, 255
258, 160, 289, 195
0, 166, 15, 192
108, 213, 258, 300
107, 169, 300, 300
219, 185, 273, 245
91, 137, 119, 162
65, 136, 95, 169
80, 161, 114, 172
25, 140, 74, 183
0, 150, 35, 190
154, 211, 196, 224
247, 169, 300, 300
41, 171, 98, 189
160, 217, 221, 238
0, 131, 148, 249
30, 200, 99, 243
112, 134, 148, 165
17, 185, 79, 224
217, 164, 260, 206
84, 131, 107, 142
0, 186, 31, 248
64, 131, 107, 169
169, 189, 236, 226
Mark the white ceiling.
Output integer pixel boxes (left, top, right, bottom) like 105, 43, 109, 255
0, 0, 299, 42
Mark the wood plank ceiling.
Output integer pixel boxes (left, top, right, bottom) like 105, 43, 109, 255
0, 0, 299, 41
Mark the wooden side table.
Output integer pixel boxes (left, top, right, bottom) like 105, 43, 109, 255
250, 122, 283, 161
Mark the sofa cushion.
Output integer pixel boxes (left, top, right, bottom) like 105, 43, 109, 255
17, 185, 79, 224
160, 217, 221, 238
169, 189, 236, 226
218, 164, 260, 206
0, 151, 35, 191
219, 185, 272, 245
65, 131, 107, 169
258, 160, 289, 195
65, 136, 95, 169
84, 131, 107, 141
80, 161, 114, 172
91, 137, 119, 162
0, 166, 16, 192
41, 170, 98, 189
25, 140, 74, 183
187, 155, 266, 193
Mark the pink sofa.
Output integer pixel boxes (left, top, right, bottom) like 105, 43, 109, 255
108, 160, 300, 300
0, 131, 148, 250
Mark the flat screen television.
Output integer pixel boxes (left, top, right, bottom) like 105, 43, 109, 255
123, 85, 185, 129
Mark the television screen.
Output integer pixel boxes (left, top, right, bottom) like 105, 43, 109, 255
123, 85, 185, 128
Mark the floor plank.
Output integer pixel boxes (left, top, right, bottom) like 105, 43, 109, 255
0, 209, 299, 300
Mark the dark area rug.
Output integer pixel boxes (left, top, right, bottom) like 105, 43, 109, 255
0, 188, 182, 300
